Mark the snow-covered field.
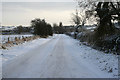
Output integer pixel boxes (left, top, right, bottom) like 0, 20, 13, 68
1, 34, 119, 78
1, 34, 33, 43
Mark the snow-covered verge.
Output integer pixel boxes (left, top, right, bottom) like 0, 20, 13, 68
64, 34, 119, 78
67, 31, 120, 54
79, 44, 119, 77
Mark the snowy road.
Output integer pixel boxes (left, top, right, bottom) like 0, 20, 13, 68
2, 34, 113, 78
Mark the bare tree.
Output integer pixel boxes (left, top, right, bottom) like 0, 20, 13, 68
71, 9, 81, 39
71, 7, 89, 38
71, 9, 81, 25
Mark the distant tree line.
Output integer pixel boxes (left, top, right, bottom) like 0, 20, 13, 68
16, 25, 32, 34
53, 22, 65, 34
31, 18, 53, 36
2, 26, 32, 35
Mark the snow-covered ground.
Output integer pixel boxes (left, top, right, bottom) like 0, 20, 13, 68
1, 34, 33, 43
1, 34, 55, 63
1, 34, 118, 78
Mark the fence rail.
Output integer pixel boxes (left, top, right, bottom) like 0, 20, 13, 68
0, 35, 40, 49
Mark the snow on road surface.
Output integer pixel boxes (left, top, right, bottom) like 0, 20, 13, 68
2, 34, 118, 78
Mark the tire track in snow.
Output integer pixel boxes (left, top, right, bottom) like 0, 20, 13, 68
39, 35, 72, 78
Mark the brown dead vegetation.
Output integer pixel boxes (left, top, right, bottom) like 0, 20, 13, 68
1, 36, 40, 49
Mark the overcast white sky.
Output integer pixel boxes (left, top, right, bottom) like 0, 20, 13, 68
1, 0, 120, 26
2, 0, 78, 26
